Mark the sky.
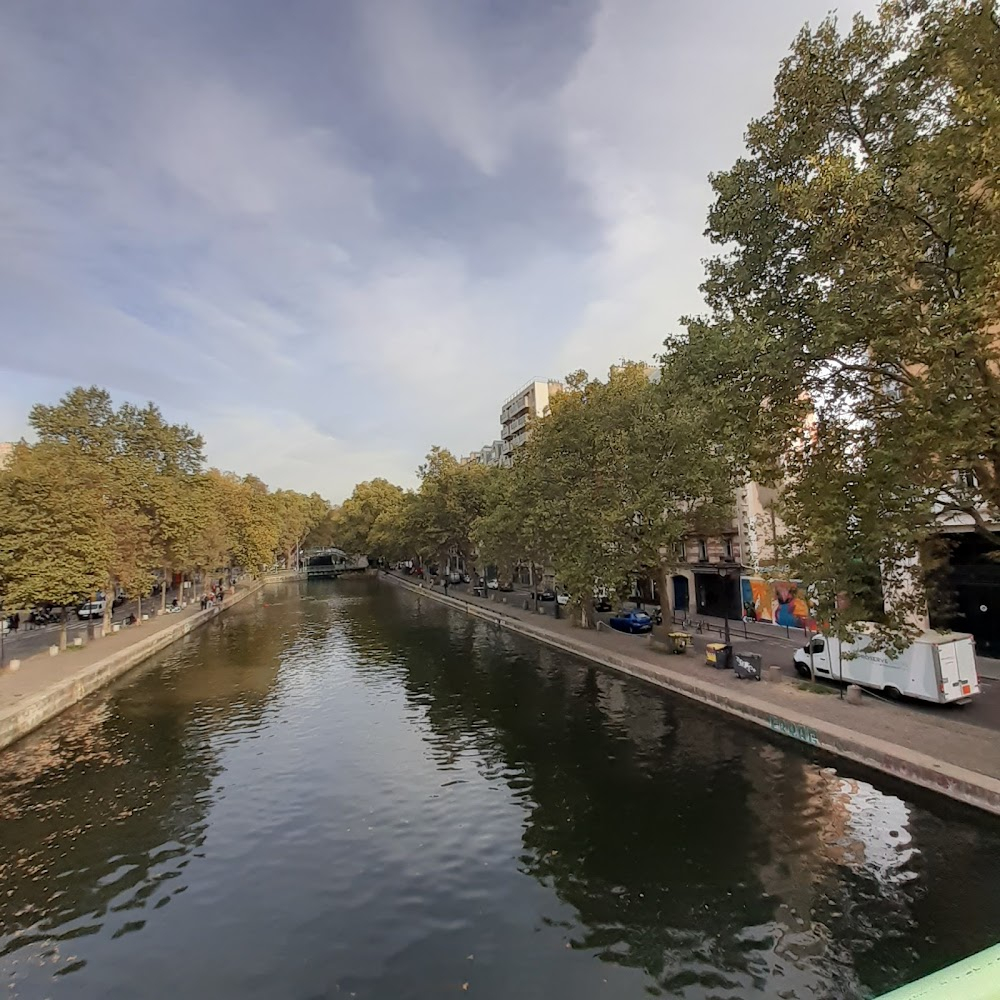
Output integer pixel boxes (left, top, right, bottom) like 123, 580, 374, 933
0, 0, 875, 502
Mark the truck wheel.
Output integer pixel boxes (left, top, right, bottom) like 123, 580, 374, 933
883, 685, 901, 700
794, 662, 811, 679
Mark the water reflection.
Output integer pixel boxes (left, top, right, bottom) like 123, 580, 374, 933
0, 592, 289, 987
1, 577, 999, 1000
347, 581, 1000, 997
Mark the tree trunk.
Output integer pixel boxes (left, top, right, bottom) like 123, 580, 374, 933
529, 563, 537, 612
580, 596, 596, 629
59, 607, 68, 651
161, 568, 168, 613
137, 593, 142, 623
103, 580, 113, 637
653, 564, 670, 624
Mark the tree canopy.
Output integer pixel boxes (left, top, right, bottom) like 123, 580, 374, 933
0, 386, 332, 639
664, 0, 1000, 641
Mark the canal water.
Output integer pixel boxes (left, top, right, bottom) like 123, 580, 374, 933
2, 578, 1000, 999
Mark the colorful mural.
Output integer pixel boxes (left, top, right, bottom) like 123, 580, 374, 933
741, 577, 812, 629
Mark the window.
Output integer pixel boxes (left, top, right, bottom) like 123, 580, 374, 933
956, 468, 978, 490
724, 537, 733, 560
698, 539, 708, 562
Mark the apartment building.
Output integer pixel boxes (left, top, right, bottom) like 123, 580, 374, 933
499, 379, 563, 468
461, 441, 503, 467
0, 442, 13, 468
662, 480, 807, 628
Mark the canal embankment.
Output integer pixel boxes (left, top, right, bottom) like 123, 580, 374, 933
0, 573, 299, 751
380, 571, 1000, 816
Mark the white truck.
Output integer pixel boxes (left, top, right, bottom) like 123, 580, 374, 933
793, 628, 980, 704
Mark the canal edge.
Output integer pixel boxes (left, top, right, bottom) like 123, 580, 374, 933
386, 574, 1000, 818
0, 575, 290, 752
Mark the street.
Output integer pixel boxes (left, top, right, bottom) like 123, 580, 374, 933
425, 575, 1000, 734
1, 589, 186, 662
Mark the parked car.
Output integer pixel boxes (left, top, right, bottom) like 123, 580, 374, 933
498, 581, 514, 592
556, 592, 570, 606
486, 578, 499, 590
530, 588, 557, 601
608, 610, 653, 634
77, 600, 107, 621
447, 571, 462, 584
460, 573, 471, 584
594, 590, 613, 613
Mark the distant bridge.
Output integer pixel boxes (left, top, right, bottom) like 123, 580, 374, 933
303, 548, 369, 577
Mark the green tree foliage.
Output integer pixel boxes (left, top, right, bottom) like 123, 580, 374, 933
505, 365, 732, 626
272, 490, 328, 568
331, 478, 407, 560
29, 387, 207, 627
0, 442, 115, 648
471, 467, 534, 585
0, 386, 332, 640
410, 449, 495, 570
666, 0, 1000, 640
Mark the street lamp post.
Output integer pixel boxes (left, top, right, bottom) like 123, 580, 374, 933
716, 566, 733, 646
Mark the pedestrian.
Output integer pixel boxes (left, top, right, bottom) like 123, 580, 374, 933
200, 595, 207, 611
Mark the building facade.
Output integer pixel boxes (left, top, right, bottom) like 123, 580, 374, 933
663, 481, 813, 630
461, 440, 503, 467
499, 379, 563, 468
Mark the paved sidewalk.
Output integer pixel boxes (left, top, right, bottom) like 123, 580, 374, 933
383, 571, 1000, 812
0, 580, 264, 749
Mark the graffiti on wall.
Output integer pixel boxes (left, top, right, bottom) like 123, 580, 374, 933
741, 577, 812, 628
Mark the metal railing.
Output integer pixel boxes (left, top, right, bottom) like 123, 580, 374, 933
670, 610, 808, 643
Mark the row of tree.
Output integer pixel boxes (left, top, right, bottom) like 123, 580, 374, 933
332, 363, 734, 627
0, 387, 330, 647
332, 1, 1000, 647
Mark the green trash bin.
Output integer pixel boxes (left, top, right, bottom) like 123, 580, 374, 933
715, 644, 733, 671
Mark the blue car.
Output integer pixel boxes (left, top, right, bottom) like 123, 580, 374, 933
608, 610, 653, 634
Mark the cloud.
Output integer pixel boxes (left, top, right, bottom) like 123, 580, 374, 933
198, 407, 416, 501
0, 0, 878, 499
357, 1, 520, 176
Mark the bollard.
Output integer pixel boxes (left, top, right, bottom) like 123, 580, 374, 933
8, 659, 20, 672
142, 614, 149, 622
73, 637, 83, 647
766, 665, 783, 683
49, 645, 59, 657
112, 623, 121, 633
846, 684, 863, 705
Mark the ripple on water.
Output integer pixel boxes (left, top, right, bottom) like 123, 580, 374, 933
1, 580, 1000, 1000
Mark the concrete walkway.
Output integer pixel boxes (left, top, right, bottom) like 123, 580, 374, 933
0, 578, 268, 750
382, 571, 1000, 816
